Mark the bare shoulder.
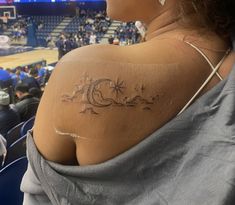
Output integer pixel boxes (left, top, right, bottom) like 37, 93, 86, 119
33, 39, 230, 165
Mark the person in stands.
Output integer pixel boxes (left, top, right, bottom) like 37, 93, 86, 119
108, 35, 114, 44
21, 0, 235, 204
14, 83, 39, 122
0, 91, 20, 137
6, 68, 18, 88
15, 66, 28, 81
22, 67, 41, 90
35, 64, 47, 86
0, 69, 15, 103
0, 69, 12, 90
29, 87, 43, 99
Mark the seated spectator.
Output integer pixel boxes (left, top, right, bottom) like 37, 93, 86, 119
22, 68, 40, 89
108, 35, 114, 44
89, 33, 97, 44
0, 91, 20, 137
29, 87, 43, 99
36, 64, 48, 86
16, 66, 28, 81
0, 69, 14, 103
113, 36, 120, 45
6, 68, 18, 87
47, 36, 55, 49
14, 83, 40, 122
0, 69, 12, 89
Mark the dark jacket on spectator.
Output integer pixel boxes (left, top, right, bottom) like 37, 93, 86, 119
56, 38, 65, 59
22, 76, 40, 89
14, 94, 39, 122
0, 105, 20, 137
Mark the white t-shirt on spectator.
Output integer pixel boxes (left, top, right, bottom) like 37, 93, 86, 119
89, 34, 97, 44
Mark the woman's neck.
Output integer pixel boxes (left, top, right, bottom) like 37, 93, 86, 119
145, 9, 181, 41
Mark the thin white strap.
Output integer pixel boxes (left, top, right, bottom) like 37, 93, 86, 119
177, 48, 230, 115
184, 41, 223, 80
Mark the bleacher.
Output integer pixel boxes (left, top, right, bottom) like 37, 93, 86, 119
0, 17, 27, 37
0, 116, 35, 205
1, 11, 113, 48
64, 16, 81, 33
32, 16, 65, 47
63, 14, 111, 43
27, 14, 111, 46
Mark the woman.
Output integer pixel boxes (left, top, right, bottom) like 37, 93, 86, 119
21, 0, 235, 204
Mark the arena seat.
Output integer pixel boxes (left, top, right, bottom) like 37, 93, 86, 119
5, 122, 25, 148
3, 135, 26, 168
0, 156, 28, 205
20, 116, 35, 137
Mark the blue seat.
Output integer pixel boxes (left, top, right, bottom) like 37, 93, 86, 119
3, 135, 26, 168
5, 122, 25, 148
20, 116, 35, 137
0, 157, 28, 205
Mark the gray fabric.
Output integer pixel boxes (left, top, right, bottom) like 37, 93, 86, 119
21, 65, 235, 205
0, 134, 6, 157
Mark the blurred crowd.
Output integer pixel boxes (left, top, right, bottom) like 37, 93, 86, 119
0, 64, 52, 138
11, 17, 27, 41
106, 22, 141, 46
0, 16, 27, 41
54, 10, 111, 59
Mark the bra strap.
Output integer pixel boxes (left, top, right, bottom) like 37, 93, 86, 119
177, 48, 231, 115
184, 41, 223, 80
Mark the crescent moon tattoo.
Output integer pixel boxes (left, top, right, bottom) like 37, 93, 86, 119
61, 74, 161, 114
86, 79, 113, 107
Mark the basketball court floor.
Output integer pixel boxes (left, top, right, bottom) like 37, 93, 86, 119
0, 48, 58, 68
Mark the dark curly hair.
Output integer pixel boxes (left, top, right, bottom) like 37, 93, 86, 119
180, 0, 235, 38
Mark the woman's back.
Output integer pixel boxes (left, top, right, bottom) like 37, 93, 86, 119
33, 31, 235, 165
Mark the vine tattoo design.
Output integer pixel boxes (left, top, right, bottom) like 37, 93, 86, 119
61, 74, 162, 114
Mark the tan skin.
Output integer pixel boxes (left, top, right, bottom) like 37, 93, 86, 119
33, 0, 235, 165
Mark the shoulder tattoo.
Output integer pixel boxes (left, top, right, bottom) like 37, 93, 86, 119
61, 73, 164, 115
